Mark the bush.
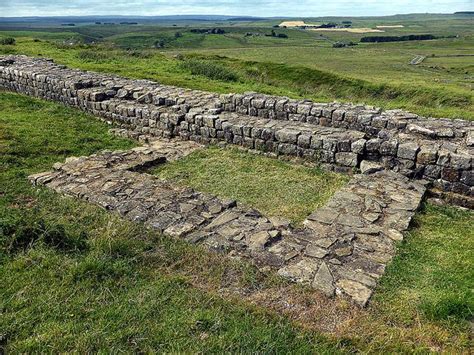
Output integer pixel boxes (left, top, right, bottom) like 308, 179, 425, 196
0, 37, 16, 45
179, 59, 239, 82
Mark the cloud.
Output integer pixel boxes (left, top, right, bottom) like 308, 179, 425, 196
1, 0, 472, 17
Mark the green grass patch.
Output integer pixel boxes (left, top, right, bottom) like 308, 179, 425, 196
1, 36, 472, 119
372, 204, 474, 324
179, 58, 239, 82
152, 146, 348, 224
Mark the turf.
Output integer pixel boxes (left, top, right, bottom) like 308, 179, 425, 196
152, 146, 348, 224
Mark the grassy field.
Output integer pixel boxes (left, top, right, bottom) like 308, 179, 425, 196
153, 147, 348, 224
0, 13, 472, 119
0, 91, 473, 353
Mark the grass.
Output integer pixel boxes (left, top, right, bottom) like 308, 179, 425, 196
179, 58, 239, 82
0, 22, 472, 120
152, 146, 348, 224
375, 204, 474, 324
0, 91, 473, 352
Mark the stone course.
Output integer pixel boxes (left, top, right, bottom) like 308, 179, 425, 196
1, 55, 472, 206
1, 55, 473, 305
29, 139, 427, 306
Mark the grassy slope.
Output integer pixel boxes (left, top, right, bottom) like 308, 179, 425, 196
0, 92, 472, 352
0, 32, 472, 119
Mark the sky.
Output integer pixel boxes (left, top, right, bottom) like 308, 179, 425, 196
0, 0, 472, 18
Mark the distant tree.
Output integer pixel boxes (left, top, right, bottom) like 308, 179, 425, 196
175, 32, 183, 38
0, 37, 16, 45
360, 34, 437, 43
319, 23, 337, 28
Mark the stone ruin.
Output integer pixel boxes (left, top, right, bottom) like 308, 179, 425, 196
1, 55, 472, 306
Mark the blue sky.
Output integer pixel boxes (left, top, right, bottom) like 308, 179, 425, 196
0, 0, 472, 17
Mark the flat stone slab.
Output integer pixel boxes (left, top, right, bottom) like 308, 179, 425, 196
29, 138, 427, 306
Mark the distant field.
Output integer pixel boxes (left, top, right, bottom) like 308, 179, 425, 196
0, 13, 472, 121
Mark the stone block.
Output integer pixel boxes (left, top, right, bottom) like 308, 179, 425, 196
417, 146, 438, 165
380, 139, 398, 156
365, 138, 381, 153
351, 139, 366, 154
297, 134, 311, 149
397, 142, 419, 161
275, 128, 300, 143
335, 152, 359, 167
277, 143, 297, 155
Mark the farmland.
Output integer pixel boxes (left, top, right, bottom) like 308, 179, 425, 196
0, 13, 472, 119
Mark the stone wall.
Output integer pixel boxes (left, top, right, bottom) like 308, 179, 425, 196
1, 55, 472, 206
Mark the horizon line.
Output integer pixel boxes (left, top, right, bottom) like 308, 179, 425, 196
0, 11, 473, 19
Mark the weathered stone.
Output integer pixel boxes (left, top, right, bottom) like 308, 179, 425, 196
351, 139, 366, 154
407, 124, 435, 137
305, 244, 329, 259
248, 231, 273, 250
275, 128, 300, 143
313, 237, 337, 249
397, 142, 419, 160
466, 131, 474, 147
306, 207, 338, 224
164, 222, 195, 237
384, 229, 404, 241
278, 258, 319, 284
312, 262, 335, 297
360, 160, 383, 174
334, 246, 353, 257
380, 139, 398, 156
335, 152, 358, 167
417, 146, 438, 165
269, 216, 291, 229
336, 279, 372, 307
204, 210, 240, 230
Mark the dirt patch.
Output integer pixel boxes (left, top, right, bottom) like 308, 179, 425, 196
310, 28, 385, 33
376, 25, 405, 29
279, 21, 320, 28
